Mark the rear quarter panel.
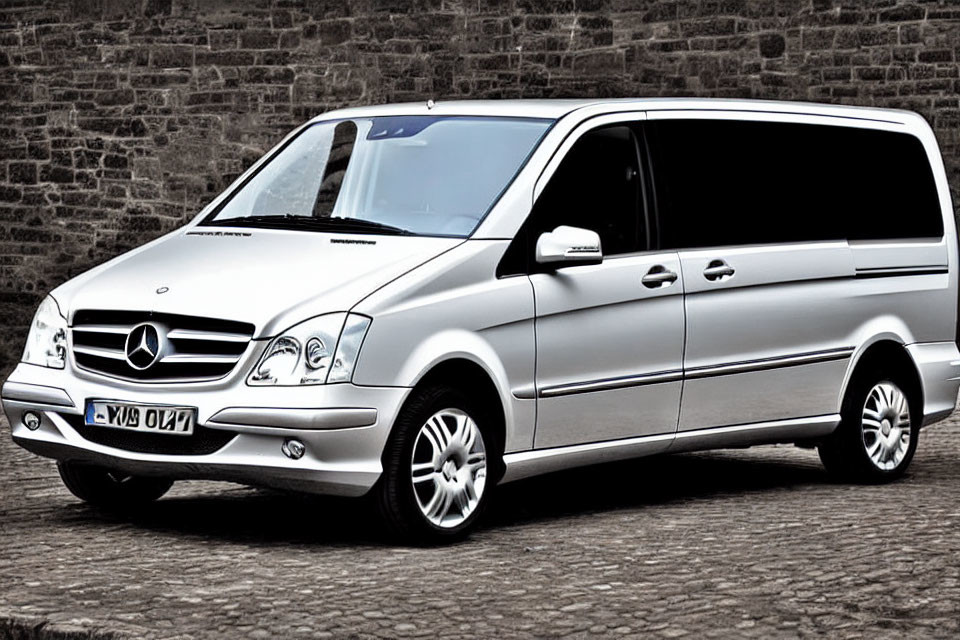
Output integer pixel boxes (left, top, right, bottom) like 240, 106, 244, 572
838, 112, 959, 413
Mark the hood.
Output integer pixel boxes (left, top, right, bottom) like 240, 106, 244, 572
52, 228, 462, 338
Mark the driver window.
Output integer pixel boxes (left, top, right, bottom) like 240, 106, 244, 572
527, 125, 645, 260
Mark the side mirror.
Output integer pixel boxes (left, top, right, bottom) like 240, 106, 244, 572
535, 226, 603, 267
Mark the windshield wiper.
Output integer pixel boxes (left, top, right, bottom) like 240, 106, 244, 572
204, 214, 415, 236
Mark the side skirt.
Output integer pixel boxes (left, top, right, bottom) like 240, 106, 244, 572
500, 414, 840, 484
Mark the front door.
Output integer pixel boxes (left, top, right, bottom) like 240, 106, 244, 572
520, 122, 686, 449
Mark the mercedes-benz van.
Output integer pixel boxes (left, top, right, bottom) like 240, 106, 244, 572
4, 99, 959, 542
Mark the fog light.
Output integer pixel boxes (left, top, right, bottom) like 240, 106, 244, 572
281, 438, 305, 460
22, 412, 41, 431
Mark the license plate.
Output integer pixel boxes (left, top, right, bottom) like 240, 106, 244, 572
84, 400, 196, 436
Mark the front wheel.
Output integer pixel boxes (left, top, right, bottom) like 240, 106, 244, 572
376, 386, 494, 543
57, 461, 174, 509
819, 373, 919, 483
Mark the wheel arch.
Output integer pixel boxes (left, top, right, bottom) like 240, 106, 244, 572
840, 338, 924, 418
399, 355, 510, 480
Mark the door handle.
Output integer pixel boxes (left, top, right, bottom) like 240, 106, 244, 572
703, 259, 735, 281
642, 266, 678, 288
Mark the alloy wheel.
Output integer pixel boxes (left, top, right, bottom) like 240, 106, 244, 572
861, 381, 911, 471
410, 408, 487, 528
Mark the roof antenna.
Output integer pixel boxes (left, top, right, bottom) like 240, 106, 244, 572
426, 99, 436, 110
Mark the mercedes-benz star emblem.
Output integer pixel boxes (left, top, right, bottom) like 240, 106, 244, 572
125, 323, 162, 370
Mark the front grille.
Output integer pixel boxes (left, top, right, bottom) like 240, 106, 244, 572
62, 413, 237, 456
71, 310, 255, 382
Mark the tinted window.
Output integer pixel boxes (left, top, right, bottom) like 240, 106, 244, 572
506, 125, 645, 272
648, 119, 943, 249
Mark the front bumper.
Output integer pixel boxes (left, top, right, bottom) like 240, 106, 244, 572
2, 363, 410, 497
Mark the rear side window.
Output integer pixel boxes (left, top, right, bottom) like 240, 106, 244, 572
648, 119, 943, 249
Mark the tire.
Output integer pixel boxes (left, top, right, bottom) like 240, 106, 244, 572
818, 368, 920, 483
57, 461, 173, 509
375, 385, 497, 544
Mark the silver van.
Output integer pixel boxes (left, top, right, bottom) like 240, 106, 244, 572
4, 99, 959, 542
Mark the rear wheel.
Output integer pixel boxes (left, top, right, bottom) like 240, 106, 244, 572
819, 371, 919, 482
376, 385, 493, 543
57, 461, 173, 509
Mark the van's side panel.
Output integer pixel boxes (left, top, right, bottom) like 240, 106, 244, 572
676, 243, 856, 430
647, 109, 956, 432
839, 112, 960, 423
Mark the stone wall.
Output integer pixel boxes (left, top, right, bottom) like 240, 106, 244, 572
1, 0, 959, 372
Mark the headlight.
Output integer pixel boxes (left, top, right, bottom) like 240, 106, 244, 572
327, 314, 372, 383
22, 295, 67, 369
248, 313, 371, 386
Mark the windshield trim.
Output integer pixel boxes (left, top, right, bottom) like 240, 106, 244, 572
198, 115, 556, 238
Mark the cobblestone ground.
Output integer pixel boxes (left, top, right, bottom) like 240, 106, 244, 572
1, 414, 958, 640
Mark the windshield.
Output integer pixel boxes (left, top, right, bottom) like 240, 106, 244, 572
203, 115, 553, 237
